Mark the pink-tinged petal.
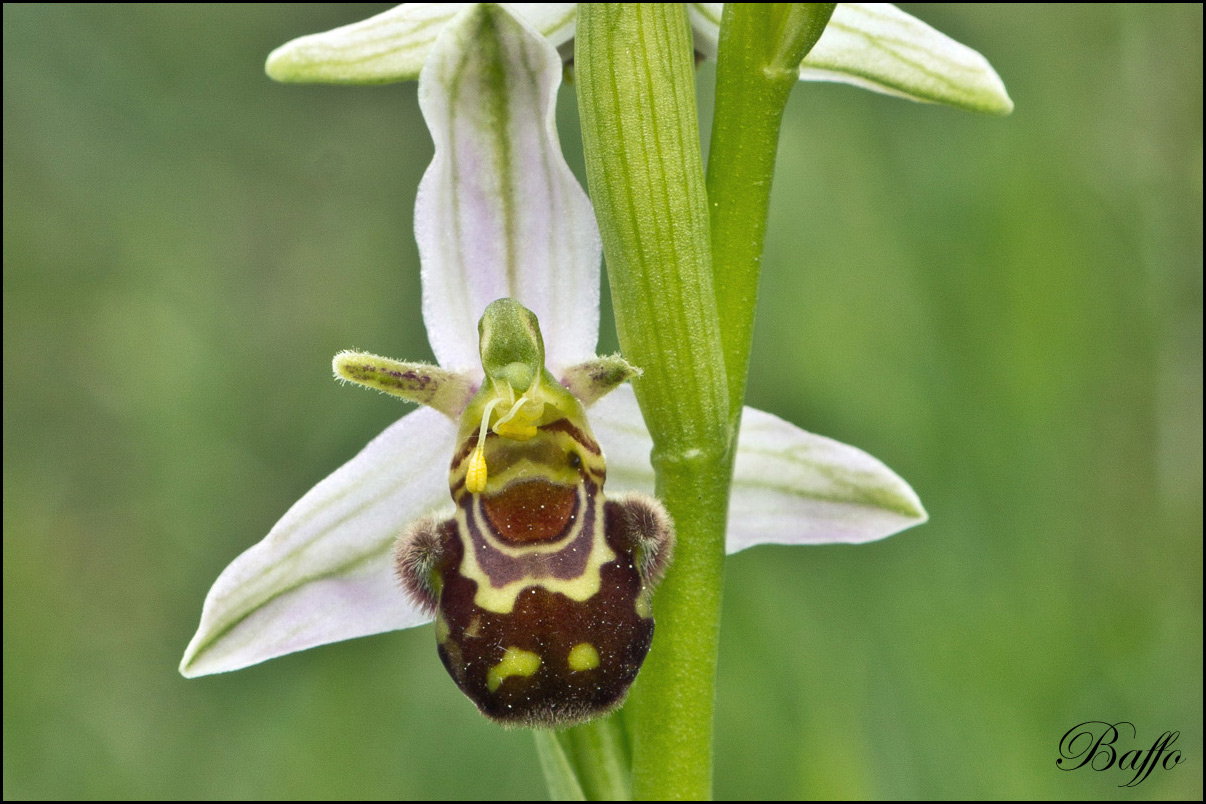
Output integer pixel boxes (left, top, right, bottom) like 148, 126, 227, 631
509, 3, 579, 50
587, 386, 659, 496
727, 406, 927, 549
688, 3, 1012, 115
180, 408, 455, 677
590, 387, 927, 552
799, 3, 1013, 115
416, 4, 601, 374
266, 3, 578, 85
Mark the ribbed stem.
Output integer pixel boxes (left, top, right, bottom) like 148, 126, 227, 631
576, 5, 731, 799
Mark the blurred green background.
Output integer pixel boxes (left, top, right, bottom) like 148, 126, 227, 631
4, 4, 1201, 799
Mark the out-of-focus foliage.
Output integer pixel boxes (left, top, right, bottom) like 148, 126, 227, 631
3, 4, 1200, 799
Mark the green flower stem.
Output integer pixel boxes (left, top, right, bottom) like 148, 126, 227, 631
534, 730, 587, 801
708, 3, 835, 427
554, 713, 632, 801
577, 4, 730, 800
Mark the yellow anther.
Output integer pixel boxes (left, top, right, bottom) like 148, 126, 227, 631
464, 389, 551, 493
467, 397, 504, 494
466, 447, 488, 494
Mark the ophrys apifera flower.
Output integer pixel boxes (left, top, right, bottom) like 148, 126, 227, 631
180, 6, 927, 726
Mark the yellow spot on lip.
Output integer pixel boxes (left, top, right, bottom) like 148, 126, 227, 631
635, 592, 652, 619
568, 642, 600, 672
487, 647, 541, 692
434, 613, 450, 644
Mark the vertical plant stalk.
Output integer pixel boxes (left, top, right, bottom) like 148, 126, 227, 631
554, 713, 632, 801
577, 4, 731, 800
534, 730, 587, 801
708, 3, 835, 426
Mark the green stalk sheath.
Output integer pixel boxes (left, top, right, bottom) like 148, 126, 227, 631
576, 4, 731, 799
554, 714, 632, 801
534, 730, 588, 801
707, 4, 835, 427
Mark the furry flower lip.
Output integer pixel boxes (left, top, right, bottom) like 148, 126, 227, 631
344, 298, 673, 727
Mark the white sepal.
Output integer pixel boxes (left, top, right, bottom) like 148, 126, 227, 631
689, 3, 1012, 115
180, 408, 454, 677
590, 386, 927, 553
415, 4, 601, 373
265, 3, 578, 85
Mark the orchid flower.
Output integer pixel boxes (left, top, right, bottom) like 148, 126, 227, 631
180, 4, 925, 682
266, 2, 1012, 115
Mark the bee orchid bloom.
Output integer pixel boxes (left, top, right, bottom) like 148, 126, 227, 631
180, 5, 926, 707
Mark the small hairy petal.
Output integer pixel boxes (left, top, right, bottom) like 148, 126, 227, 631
333, 351, 477, 419
559, 355, 641, 407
